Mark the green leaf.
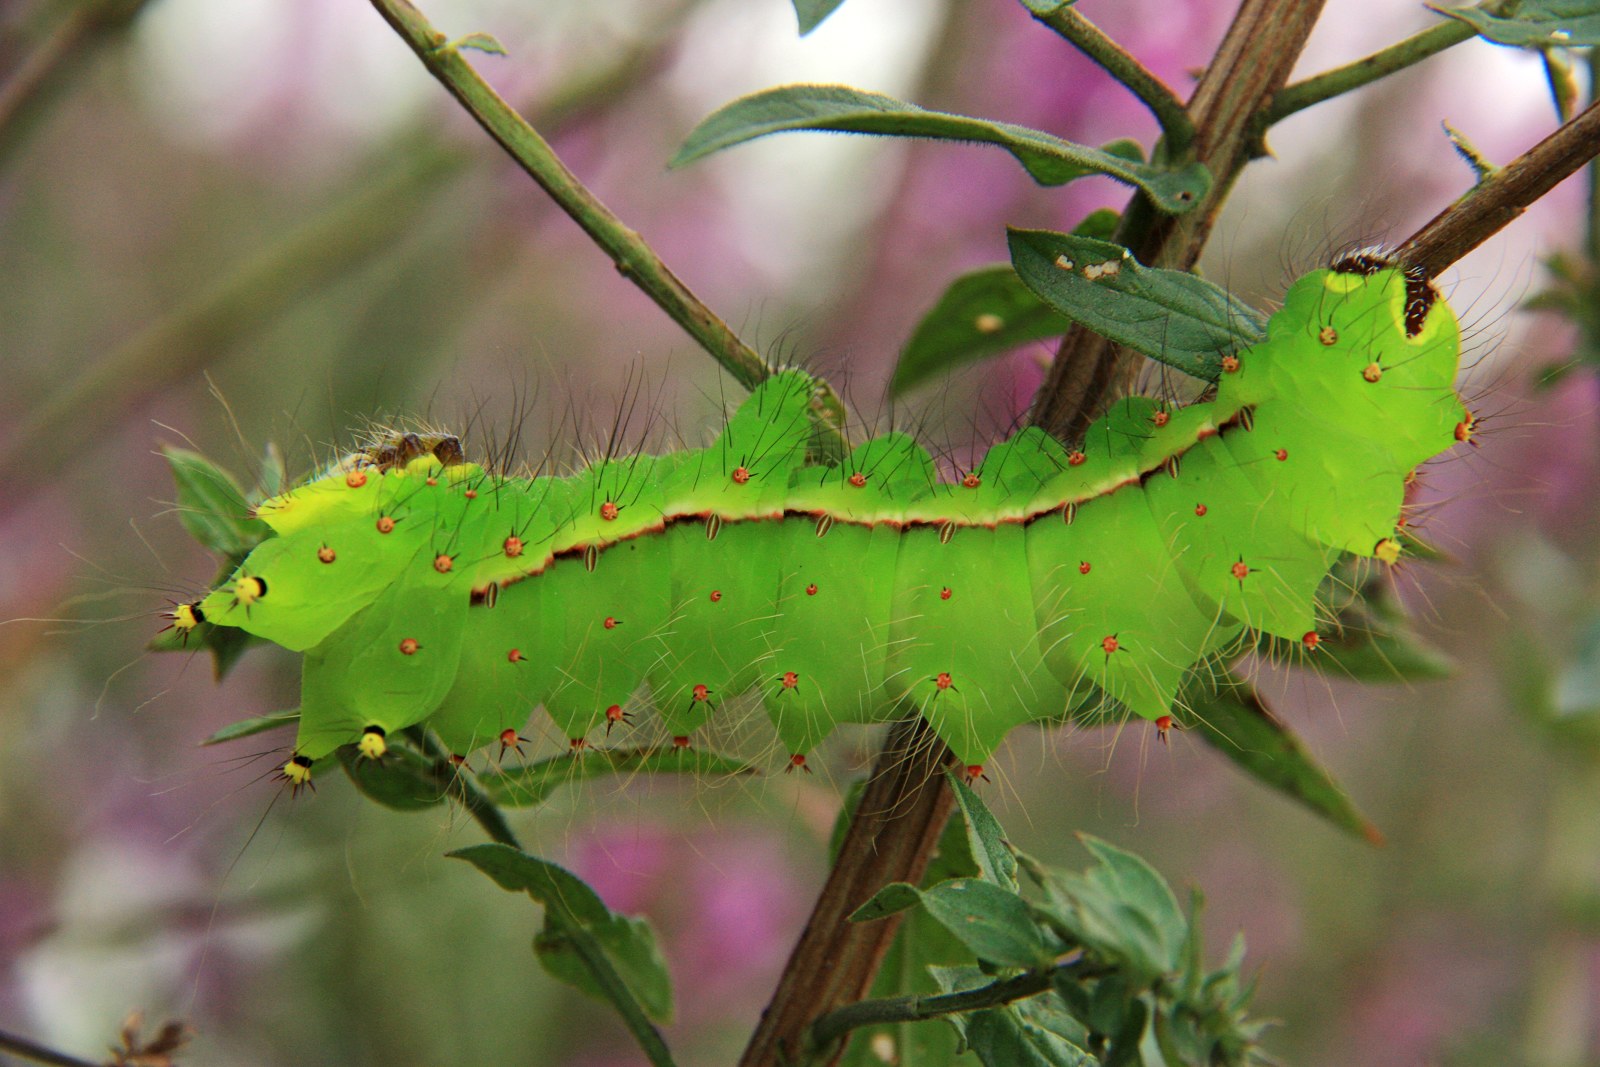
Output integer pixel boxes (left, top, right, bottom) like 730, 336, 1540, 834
1430, 0, 1600, 47
919, 879, 1050, 968
201, 710, 299, 746
672, 85, 1211, 213
1186, 679, 1383, 843
536, 912, 674, 1024
1007, 228, 1266, 380
792, 0, 847, 34
855, 878, 1048, 968
478, 747, 757, 808
162, 447, 270, 558
891, 266, 1074, 395
1072, 208, 1121, 242
449, 843, 674, 1023
1033, 837, 1186, 985
934, 968, 1096, 1067
338, 746, 444, 812
448, 31, 508, 56
949, 773, 1018, 890
147, 616, 261, 681
851, 881, 924, 923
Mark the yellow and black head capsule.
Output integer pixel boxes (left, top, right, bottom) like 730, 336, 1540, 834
277, 754, 315, 793
162, 601, 205, 643
358, 725, 388, 760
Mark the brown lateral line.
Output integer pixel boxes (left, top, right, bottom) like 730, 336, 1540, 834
471, 405, 1252, 601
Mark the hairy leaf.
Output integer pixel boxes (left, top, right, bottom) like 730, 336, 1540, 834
1008, 228, 1265, 379
1188, 680, 1383, 843
1431, 0, 1600, 47
673, 85, 1210, 212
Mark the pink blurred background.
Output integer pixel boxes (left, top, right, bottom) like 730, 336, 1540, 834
2, 1, 1597, 1064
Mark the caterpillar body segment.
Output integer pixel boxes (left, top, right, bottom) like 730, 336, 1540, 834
189, 267, 1467, 776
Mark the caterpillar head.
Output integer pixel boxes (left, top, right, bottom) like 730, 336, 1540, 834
1221, 260, 1465, 475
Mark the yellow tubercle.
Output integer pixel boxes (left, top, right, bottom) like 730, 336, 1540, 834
358, 726, 388, 760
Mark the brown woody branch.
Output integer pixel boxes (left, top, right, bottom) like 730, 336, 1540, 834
741, 4, 1330, 1064
1397, 98, 1600, 276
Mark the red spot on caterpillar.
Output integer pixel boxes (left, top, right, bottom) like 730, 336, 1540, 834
600, 501, 619, 521
503, 536, 523, 557
1302, 631, 1320, 650
940, 586, 953, 600
963, 765, 989, 784
1194, 504, 1207, 517
1152, 410, 1170, 427
1362, 363, 1383, 383
1231, 561, 1250, 580
449, 754, 468, 768
692, 684, 711, 703
1274, 448, 1288, 462
672, 735, 692, 750
805, 582, 818, 596
732, 466, 750, 484
507, 648, 523, 663
605, 704, 632, 735
1155, 715, 1173, 744
398, 637, 420, 655
603, 616, 618, 630
848, 472, 867, 488
1101, 635, 1119, 655
1078, 561, 1091, 575
935, 672, 953, 690
433, 554, 453, 573
781, 671, 799, 689
709, 589, 722, 603
318, 545, 337, 563
498, 728, 529, 758
1221, 354, 1240, 373
425, 477, 437, 487
1067, 451, 1086, 466
1319, 326, 1338, 346
464, 489, 478, 500
569, 737, 588, 752
787, 753, 811, 774
376, 515, 396, 534
345, 470, 367, 489
961, 472, 981, 489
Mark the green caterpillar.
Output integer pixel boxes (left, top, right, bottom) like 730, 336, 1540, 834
175, 263, 1470, 787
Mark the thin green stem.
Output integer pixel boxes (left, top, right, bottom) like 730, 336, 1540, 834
411, 732, 678, 1067
1266, 18, 1475, 124
366, 0, 765, 391
1028, 3, 1193, 153
0, 1028, 101, 1067
806, 963, 1088, 1056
